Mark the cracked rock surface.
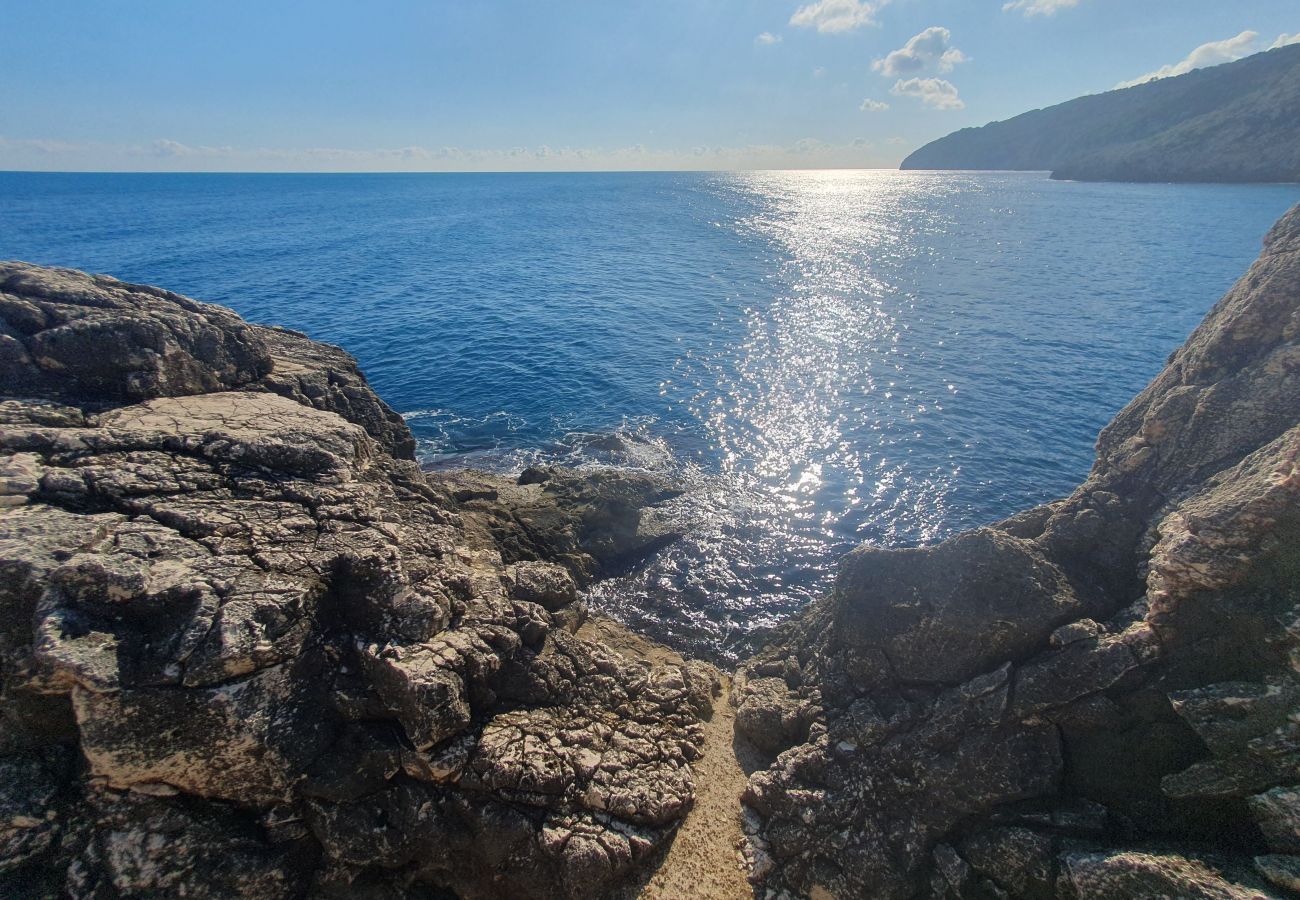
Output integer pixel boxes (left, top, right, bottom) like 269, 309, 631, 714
736, 204, 1300, 899
0, 262, 713, 899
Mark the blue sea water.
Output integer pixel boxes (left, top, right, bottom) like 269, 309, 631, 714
3, 170, 1298, 658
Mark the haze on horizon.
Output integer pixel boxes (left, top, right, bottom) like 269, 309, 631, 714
2, 0, 1297, 173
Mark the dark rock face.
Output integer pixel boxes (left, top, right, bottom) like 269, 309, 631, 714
736, 204, 1300, 897
0, 264, 712, 899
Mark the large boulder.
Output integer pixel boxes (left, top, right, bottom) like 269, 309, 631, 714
830, 528, 1083, 685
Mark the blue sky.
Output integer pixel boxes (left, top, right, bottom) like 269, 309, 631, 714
1, 0, 1296, 171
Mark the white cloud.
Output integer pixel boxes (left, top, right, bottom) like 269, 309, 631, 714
813, 66, 827, 77
860, 98, 890, 112
1116, 30, 1259, 88
873, 26, 968, 77
152, 139, 192, 157
0, 136, 84, 155
1002, 0, 1081, 17
792, 137, 830, 153
891, 77, 964, 110
1272, 32, 1300, 49
789, 0, 888, 34
151, 139, 237, 158
755, 31, 782, 46
0, 135, 913, 172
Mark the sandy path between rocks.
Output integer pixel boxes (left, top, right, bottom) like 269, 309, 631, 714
580, 616, 758, 900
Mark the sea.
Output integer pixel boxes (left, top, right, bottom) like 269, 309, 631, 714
3, 170, 1297, 660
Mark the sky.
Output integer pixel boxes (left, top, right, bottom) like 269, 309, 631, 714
1, 0, 1297, 172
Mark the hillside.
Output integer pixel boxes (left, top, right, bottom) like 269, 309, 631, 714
901, 43, 1300, 183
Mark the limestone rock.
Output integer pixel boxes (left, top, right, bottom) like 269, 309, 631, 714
442, 464, 686, 583
831, 528, 1083, 685
1249, 787, 1300, 854
1255, 855, 1300, 894
0, 265, 709, 898
1063, 850, 1277, 899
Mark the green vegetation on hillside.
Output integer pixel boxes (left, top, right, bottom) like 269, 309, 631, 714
901, 44, 1300, 183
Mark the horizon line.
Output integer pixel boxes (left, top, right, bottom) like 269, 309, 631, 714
0, 166, 908, 176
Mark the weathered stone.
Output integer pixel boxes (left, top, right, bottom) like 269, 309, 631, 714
0, 264, 710, 898
830, 529, 1083, 686
1169, 679, 1300, 757
1063, 850, 1276, 899
446, 465, 686, 584
507, 560, 580, 611
733, 676, 816, 756
1254, 855, 1300, 893
1249, 787, 1300, 854
0, 263, 272, 403
960, 827, 1058, 898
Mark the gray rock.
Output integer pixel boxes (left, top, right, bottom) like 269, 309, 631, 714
1249, 787, 1300, 854
442, 465, 686, 584
733, 676, 816, 756
1254, 855, 1300, 894
830, 528, 1083, 686
1063, 850, 1278, 899
0, 265, 710, 898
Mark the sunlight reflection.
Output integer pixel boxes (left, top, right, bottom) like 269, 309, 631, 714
681, 169, 953, 547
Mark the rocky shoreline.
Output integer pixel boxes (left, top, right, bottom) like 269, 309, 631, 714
2, 202, 1299, 898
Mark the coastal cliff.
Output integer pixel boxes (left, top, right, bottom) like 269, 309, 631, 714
1, 203, 1298, 900
900, 44, 1300, 184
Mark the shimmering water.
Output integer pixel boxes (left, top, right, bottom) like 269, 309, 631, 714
3, 170, 1297, 658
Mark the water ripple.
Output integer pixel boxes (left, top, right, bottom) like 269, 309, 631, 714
2, 170, 1297, 660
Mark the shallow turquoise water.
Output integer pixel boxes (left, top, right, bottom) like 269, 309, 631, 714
3, 170, 1297, 657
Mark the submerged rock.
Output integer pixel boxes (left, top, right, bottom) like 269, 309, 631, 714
737, 203, 1300, 898
0, 262, 711, 898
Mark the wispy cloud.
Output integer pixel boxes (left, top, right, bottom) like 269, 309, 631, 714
1272, 32, 1300, 49
860, 99, 889, 112
755, 31, 782, 46
1002, 0, 1081, 17
151, 138, 237, 157
891, 77, 964, 110
789, 0, 889, 34
0, 135, 912, 172
1116, 30, 1259, 88
873, 26, 968, 77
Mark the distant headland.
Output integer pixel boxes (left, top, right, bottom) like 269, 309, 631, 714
902, 43, 1300, 184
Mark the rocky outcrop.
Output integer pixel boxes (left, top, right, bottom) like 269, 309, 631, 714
0, 263, 415, 460
736, 204, 1300, 898
0, 263, 715, 899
